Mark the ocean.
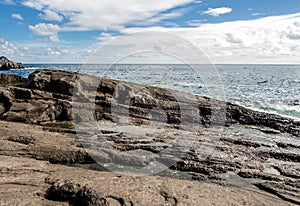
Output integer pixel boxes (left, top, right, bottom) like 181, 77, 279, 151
1, 64, 300, 120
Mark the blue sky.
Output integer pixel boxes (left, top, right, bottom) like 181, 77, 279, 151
1, 0, 300, 63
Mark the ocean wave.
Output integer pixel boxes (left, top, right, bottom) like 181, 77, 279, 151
173, 82, 203, 88
23, 67, 44, 70
232, 99, 300, 120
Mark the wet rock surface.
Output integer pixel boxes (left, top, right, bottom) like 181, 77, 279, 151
0, 69, 299, 205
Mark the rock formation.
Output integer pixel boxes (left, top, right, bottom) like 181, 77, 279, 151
0, 73, 26, 86
1, 153, 291, 205
1, 69, 299, 135
0, 69, 299, 205
0, 56, 24, 70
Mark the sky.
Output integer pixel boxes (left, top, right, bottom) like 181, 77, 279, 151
0, 0, 300, 64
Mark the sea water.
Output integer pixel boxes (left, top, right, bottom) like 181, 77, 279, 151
2, 64, 300, 119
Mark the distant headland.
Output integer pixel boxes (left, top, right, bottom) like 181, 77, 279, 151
0, 56, 24, 70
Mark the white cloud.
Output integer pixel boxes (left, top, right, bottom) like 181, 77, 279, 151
28, 23, 60, 42
252, 13, 266, 17
130, 8, 188, 26
1, 0, 14, 4
0, 38, 88, 63
46, 47, 61, 55
225, 33, 243, 44
23, 0, 194, 31
23, 0, 43, 10
61, 49, 69, 54
39, 9, 63, 21
49, 35, 60, 42
0, 38, 21, 56
145, 9, 187, 24
203, 7, 232, 17
9, 2, 300, 64
187, 19, 207, 27
121, 13, 300, 64
287, 23, 300, 40
29, 23, 60, 36
294, 21, 300, 27
11, 13, 23, 21
96, 32, 116, 42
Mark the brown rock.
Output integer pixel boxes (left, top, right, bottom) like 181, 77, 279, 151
0, 155, 294, 206
20, 70, 300, 136
0, 70, 299, 205
0, 73, 26, 86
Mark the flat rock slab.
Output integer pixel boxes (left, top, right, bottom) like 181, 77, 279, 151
0, 155, 295, 206
0, 120, 299, 205
0, 120, 92, 164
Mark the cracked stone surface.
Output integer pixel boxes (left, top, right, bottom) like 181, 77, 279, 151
0, 70, 299, 205
0, 155, 294, 206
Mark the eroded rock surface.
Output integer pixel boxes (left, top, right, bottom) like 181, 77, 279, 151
0, 70, 299, 205
0, 154, 295, 206
0, 120, 92, 164
0, 73, 26, 86
20, 70, 300, 136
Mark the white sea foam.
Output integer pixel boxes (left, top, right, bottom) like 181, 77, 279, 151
232, 100, 300, 120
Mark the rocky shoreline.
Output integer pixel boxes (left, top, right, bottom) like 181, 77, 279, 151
0, 69, 299, 205
0, 56, 24, 70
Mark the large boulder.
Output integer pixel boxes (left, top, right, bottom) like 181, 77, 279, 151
0, 56, 24, 70
24, 69, 77, 96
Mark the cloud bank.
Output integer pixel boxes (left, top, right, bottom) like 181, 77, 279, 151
23, 0, 193, 30
28, 23, 60, 42
2, 0, 300, 63
38, 9, 63, 21
121, 13, 300, 63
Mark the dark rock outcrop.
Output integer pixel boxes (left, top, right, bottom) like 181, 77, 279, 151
5, 69, 298, 137
0, 56, 24, 70
24, 69, 76, 96
0, 86, 72, 123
